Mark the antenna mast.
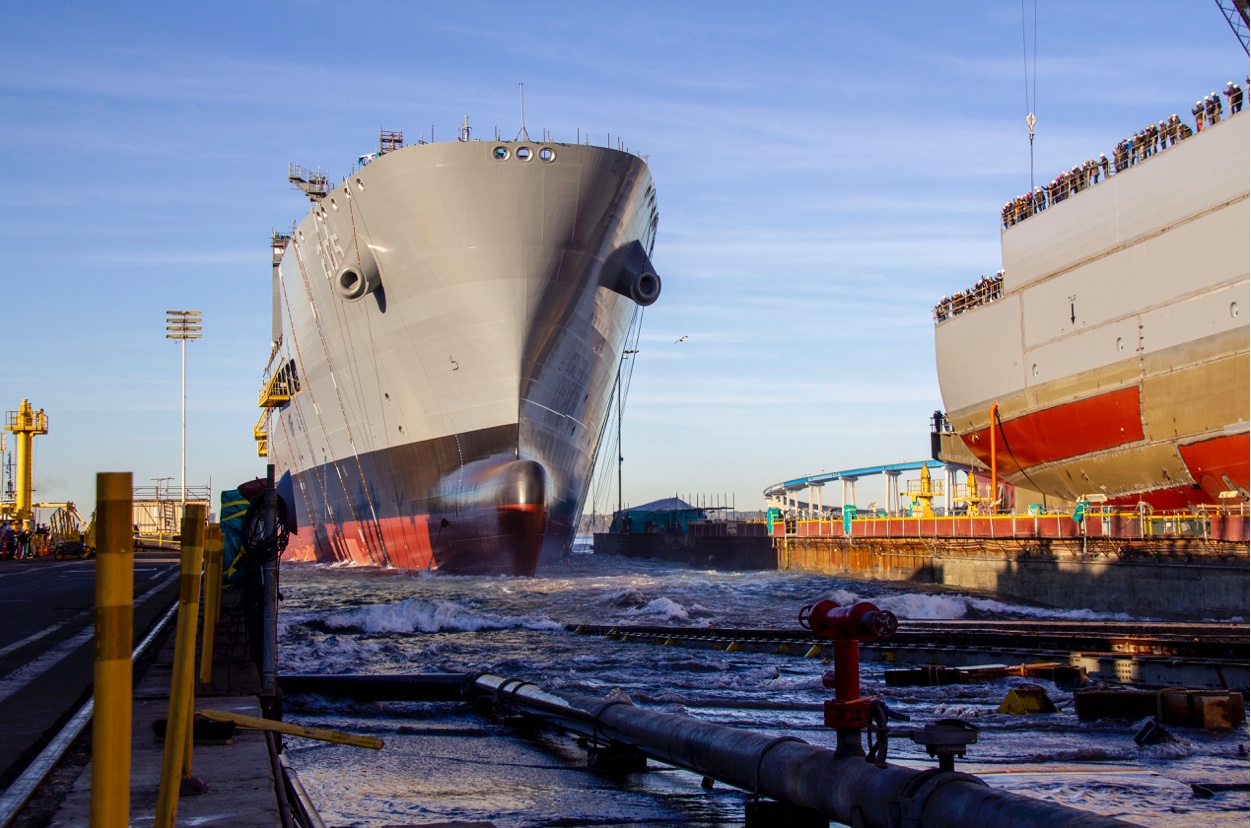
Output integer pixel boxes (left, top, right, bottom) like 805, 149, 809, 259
515, 82, 531, 142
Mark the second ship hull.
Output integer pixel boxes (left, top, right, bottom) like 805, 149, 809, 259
264, 139, 660, 574
935, 110, 1249, 508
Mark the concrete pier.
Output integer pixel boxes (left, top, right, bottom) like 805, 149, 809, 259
49, 589, 280, 827
777, 533, 1250, 617
0, 550, 283, 828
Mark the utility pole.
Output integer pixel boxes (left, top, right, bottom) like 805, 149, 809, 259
617, 349, 638, 516
165, 310, 202, 511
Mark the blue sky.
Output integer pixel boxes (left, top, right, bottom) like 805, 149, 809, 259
1, 1, 1244, 516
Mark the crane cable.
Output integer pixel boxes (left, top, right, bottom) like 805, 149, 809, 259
1021, 0, 1039, 192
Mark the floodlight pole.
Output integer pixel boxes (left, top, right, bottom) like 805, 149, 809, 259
165, 310, 203, 512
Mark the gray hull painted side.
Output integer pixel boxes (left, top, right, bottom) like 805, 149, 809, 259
268, 140, 658, 571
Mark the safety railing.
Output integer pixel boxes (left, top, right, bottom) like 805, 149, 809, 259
933, 273, 1004, 321
777, 507, 1250, 544
998, 84, 1243, 231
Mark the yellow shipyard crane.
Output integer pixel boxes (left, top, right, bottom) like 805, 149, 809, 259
4, 399, 48, 530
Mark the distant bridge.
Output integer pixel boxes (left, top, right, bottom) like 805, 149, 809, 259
763, 459, 972, 517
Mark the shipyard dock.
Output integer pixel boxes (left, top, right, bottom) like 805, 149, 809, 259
0, 552, 180, 800
759, 461, 1251, 617
0, 549, 289, 828
770, 508, 1250, 617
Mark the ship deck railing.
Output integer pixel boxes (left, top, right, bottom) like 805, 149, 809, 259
934, 92, 1246, 322
772, 508, 1250, 545
934, 275, 1004, 322
999, 96, 1242, 232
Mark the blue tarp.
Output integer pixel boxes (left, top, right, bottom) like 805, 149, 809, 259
219, 488, 250, 586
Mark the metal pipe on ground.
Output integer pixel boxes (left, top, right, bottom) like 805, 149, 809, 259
276, 672, 1140, 826
278, 753, 328, 828
265, 731, 297, 828
466, 674, 1141, 828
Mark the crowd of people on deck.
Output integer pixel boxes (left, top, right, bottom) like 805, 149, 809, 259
1002, 81, 1244, 229
934, 271, 1004, 322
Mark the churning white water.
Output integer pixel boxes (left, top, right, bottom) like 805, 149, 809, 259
277, 545, 1249, 827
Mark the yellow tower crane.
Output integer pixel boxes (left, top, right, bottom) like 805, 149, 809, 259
954, 470, 993, 516
905, 465, 944, 518
5, 400, 48, 531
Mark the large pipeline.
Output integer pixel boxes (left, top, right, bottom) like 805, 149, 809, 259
285, 672, 1140, 827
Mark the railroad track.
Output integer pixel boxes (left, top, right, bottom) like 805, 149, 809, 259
0, 598, 179, 828
567, 620, 1250, 691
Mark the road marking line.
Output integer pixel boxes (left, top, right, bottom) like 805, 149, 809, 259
0, 628, 95, 705
0, 617, 84, 660
0, 570, 179, 705
0, 562, 82, 578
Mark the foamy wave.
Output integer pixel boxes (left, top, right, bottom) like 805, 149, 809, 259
319, 598, 562, 634
619, 596, 691, 621
877, 593, 970, 619
875, 592, 1134, 621
819, 588, 861, 605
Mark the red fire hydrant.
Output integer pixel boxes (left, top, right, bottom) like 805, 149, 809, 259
799, 599, 898, 757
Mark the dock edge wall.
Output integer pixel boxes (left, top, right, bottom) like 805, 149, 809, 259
776, 536, 1250, 617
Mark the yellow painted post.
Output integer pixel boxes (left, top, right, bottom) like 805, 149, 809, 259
91, 472, 133, 828
154, 503, 206, 828
198, 524, 222, 685
181, 516, 206, 778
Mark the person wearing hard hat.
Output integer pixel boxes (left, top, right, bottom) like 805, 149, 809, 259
1192, 100, 1206, 131
1227, 81, 1244, 114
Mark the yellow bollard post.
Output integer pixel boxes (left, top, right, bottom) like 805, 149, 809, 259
91, 472, 133, 828
198, 524, 222, 685
154, 503, 206, 828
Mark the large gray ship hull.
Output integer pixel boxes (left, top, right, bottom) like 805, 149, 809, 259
262, 140, 659, 574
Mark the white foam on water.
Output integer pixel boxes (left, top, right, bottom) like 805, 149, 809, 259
619, 596, 691, 622
319, 598, 563, 634
877, 592, 970, 619
869, 591, 1137, 620
819, 587, 861, 605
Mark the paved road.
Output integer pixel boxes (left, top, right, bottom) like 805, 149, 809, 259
0, 551, 181, 790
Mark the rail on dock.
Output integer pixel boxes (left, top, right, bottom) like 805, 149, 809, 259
773, 508, 1250, 544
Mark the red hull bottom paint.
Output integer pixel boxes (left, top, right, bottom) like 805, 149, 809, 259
1179, 433, 1250, 501
962, 387, 1143, 471
286, 514, 435, 570
279, 449, 548, 575
284, 503, 546, 575
1100, 433, 1250, 509
958, 388, 1250, 509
